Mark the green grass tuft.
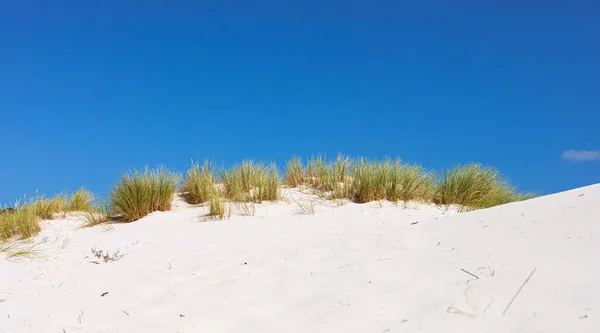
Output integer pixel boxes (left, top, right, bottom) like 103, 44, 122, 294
209, 196, 226, 220
339, 158, 435, 204
110, 167, 181, 222
350, 158, 390, 203
387, 161, 435, 203
435, 164, 528, 211
254, 163, 280, 202
30, 194, 68, 220
182, 161, 217, 204
68, 187, 94, 212
0, 203, 40, 241
221, 161, 279, 202
330, 154, 352, 199
307, 155, 332, 191
284, 156, 305, 187
83, 201, 114, 227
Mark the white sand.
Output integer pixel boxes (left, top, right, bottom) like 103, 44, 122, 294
1, 185, 599, 333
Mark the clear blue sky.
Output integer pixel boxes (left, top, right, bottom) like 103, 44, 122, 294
1, 1, 599, 204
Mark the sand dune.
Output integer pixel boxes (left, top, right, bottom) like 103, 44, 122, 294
1, 185, 599, 332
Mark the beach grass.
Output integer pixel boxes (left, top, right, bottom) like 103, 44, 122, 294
435, 164, 529, 211
350, 158, 390, 203
221, 161, 280, 202
0, 202, 40, 241
182, 161, 217, 204
284, 156, 305, 187
30, 194, 68, 220
1, 154, 538, 240
209, 196, 226, 220
68, 187, 94, 212
82, 201, 114, 227
307, 155, 332, 192
387, 161, 435, 203
110, 167, 181, 222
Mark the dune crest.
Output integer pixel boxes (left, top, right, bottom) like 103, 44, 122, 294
1, 185, 599, 332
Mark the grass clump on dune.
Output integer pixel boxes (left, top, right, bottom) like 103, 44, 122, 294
255, 163, 280, 202
299, 154, 352, 198
221, 161, 254, 202
351, 159, 435, 204
306, 155, 332, 191
110, 167, 181, 222
30, 194, 68, 220
287, 155, 434, 203
68, 188, 94, 212
221, 161, 279, 203
182, 161, 217, 204
83, 201, 115, 227
387, 161, 435, 203
350, 159, 390, 203
209, 196, 226, 220
435, 164, 532, 211
330, 154, 353, 199
284, 156, 305, 187
0, 203, 40, 241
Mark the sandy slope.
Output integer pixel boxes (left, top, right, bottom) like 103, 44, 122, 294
1, 185, 599, 333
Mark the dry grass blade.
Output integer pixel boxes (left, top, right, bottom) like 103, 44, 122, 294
0, 241, 40, 260
296, 199, 317, 215
237, 202, 256, 216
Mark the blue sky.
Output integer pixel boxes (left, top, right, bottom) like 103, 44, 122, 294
1, 1, 599, 204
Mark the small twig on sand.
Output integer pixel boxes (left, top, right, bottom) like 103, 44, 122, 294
90, 247, 125, 263
122, 310, 130, 316
461, 268, 479, 280
502, 268, 536, 315
483, 298, 495, 314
